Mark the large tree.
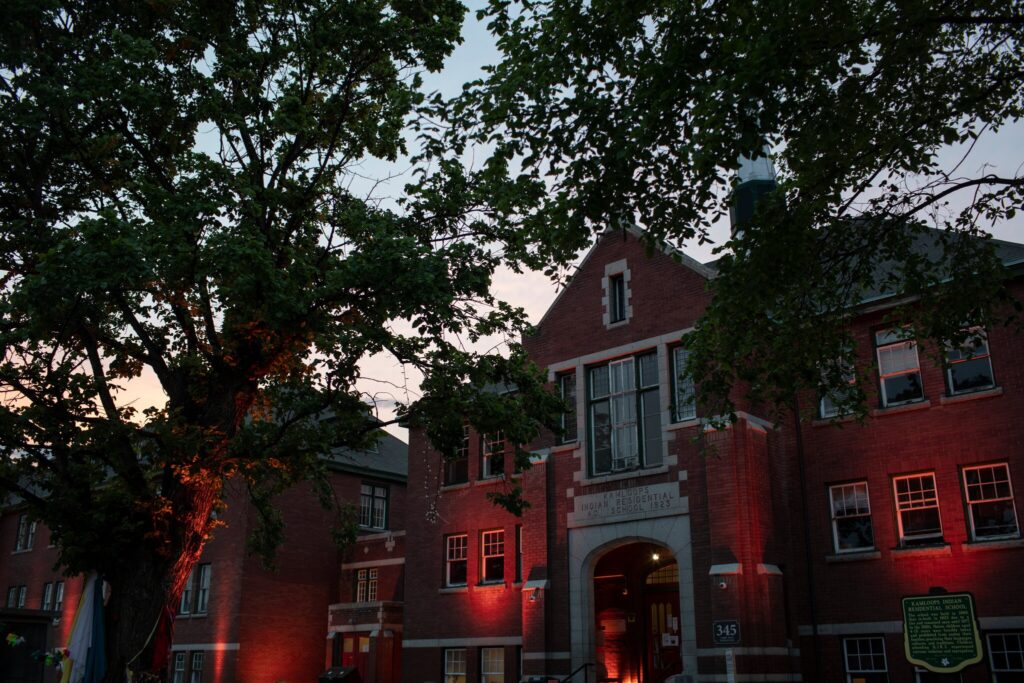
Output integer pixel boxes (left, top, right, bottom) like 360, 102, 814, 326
0, 0, 560, 677
421, 0, 1024, 418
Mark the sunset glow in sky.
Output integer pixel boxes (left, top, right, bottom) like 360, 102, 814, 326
118, 2, 1024, 443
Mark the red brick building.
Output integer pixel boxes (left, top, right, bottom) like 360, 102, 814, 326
402, 225, 1024, 683
0, 432, 407, 683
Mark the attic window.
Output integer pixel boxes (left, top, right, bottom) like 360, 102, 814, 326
602, 260, 632, 327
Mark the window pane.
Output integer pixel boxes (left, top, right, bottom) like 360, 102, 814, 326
560, 373, 577, 442
673, 347, 696, 421
836, 517, 874, 551
638, 353, 658, 388
590, 366, 609, 399
949, 357, 994, 393
591, 400, 612, 474
882, 373, 923, 404
641, 389, 662, 467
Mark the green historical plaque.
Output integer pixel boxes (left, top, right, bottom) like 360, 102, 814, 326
902, 593, 983, 673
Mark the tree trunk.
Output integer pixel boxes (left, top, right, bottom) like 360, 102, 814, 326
99, 476, 222, 682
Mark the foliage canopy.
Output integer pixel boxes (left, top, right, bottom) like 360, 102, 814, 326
421, 0, 1024, 419
0, 0, 560, 673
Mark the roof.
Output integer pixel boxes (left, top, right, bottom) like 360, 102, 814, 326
326, 430, 408, 483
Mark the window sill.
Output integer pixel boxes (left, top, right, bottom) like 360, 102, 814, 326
473, 477, 505, 487
11, 549, 33, 555
666, 417, 701, 432
961, 537, 1024, 553
891, 543, 951, 559
812, 414, 858, 427
439, 586, 468, 594
870, 400, 930, 418
475, 581, 506, 591
940, 386, 1002, 405
553, 441, 578, 453
606, 319, 629, 330
358, 526, 389, 533
440, 481, 471, 492
177, 612, 208, 620
578, 464, 670, 486
825, 550, 881, 563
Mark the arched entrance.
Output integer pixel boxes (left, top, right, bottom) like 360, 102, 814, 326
592, 542, 682, 683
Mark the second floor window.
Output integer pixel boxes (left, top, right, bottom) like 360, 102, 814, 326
589, 353, 661, 475
356, 568, 378, 602
190, 652, 204, 683
15, 514, 35, 551
172, 652, 186, 683
894, 474, 943, 546
6, 586, 17, 608
946, 328, 995, 395
875, 329, 923, 406
963, 463, 1018, 540
180, 564, 211, 615
672, 347, 696, 422
829, 482, 874, 553
481, 647, 505, 683
988, 632, 1024, 681
360, 484, 388, 530
42, 582, 53, 611
444, 426, 470, 486
54, 581, 64, 612
481, 530, 505, 583
446, 534, 468, 587
444, 648, 467, 683
481, 433, 505, 479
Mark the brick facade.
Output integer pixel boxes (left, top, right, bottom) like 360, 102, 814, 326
402, 229, 1024, 683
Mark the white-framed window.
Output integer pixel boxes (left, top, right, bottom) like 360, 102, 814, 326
444, 425, 470, 486
195, 563, 211, 614
14, 513, 36, 551
356, 568, 378, 602
6, 586, 17, 608
179, 568, 195, 615
54, 581, 64, 612
843, 636, 888, 682
16, 585, 26, 608
672, 347, 696, 422
589, 352, 661, 475
559, 372, 578, 443
946, 328, 995, 395
829, 482, 874, 553
894, 473, 943, 546
41, 582, 53, 611
445, 534, 468, 587
875, 328, 924, 406
988, 632, 1024, 681
190, 652, 204, 683
481, 432, 505, 479
481, 647, 505, 683
360, 483, 388, 529
172, 652, 186, 683
963, 463, 1018, 540
444, 648, 467, 683
481, 529, 505, 584
180, 563, 211, 615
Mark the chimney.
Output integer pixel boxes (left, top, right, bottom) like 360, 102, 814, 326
729, 148, 778, 239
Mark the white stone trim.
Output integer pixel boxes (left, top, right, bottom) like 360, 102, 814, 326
981, 615, 1024, 629
568, 515, 698, 676
522, 579, 549, 591
403, 636, 522, 648
522, 651, 571, 660
356, 530, 406, 542
697, 646, 800, 657
170, 642, 239, 652
697, 675, 802, 682
799, 621, 903, 635
341, 557, 405, 570
329, 623, 403, 634
601, 259, 632, 328
709, 563, 743, 575
756, 564, 783, 575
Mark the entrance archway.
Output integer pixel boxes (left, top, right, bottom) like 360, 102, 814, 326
592, 542, 682, 683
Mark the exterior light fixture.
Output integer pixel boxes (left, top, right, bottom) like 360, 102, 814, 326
530, 587, 540, 602
652, 552, 660, 561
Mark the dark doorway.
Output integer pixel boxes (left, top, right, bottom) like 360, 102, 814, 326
593, 543, 682, 683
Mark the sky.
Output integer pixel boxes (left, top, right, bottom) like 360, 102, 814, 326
122, 3, 1024, 443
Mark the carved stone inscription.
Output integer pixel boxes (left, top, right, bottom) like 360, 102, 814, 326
570, 482, 685, 527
